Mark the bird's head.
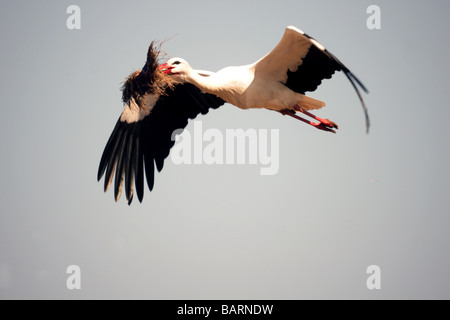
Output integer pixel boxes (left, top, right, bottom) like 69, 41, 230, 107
158, 58, 192, 77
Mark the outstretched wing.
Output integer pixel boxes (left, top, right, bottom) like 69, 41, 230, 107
97, 83, 225, 204
255, 26, 369, 132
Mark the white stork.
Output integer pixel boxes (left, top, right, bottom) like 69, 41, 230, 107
98, 26, 369, 204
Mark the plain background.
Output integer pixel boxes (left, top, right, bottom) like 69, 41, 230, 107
0, 0, 449, 299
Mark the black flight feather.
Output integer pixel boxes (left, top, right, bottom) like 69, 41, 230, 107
98, 42, 225, 204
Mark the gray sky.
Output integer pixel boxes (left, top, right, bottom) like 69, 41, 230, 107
0, 0, 449, 299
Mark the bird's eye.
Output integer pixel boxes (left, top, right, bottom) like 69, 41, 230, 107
172, 61, 181, 65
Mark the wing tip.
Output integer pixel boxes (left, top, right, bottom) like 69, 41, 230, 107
286, 25, 304, 34
127, 195, 133, 205
97, 170, 103, 182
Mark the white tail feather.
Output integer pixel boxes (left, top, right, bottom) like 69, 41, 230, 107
298, 95, 325, 110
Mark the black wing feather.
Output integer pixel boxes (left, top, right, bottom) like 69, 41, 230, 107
124, 125, 136, 203
98, 83, 225, 204
134, 131, 144, 202
98, 41, 224, 204
97, 119, 122, 182
143, 141, 155, 192
285, 44, 338, 94
113, 128, 129, 201
285, 32, 370, 132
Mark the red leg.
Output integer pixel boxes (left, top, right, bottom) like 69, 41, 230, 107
293, 105, 338, 130
279, 110, 337, 133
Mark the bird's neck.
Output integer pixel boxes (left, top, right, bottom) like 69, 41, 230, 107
185, 71, 220, 96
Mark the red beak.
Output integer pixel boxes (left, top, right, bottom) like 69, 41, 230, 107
157, 63, 174, 74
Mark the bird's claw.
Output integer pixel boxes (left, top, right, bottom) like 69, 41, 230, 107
319, 118, 338, 129
313, 117, 338, 133
311, 121, 337, 133
297, 107, 339, 133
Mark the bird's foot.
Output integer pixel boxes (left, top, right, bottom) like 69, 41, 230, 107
280, 108, 338, 134
309, 121, 338, 133
294, 105, 338, 132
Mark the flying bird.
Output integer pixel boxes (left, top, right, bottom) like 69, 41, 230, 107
97, 26, 369, 204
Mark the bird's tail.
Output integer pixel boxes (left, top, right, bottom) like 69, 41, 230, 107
297, 94, 325, 111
